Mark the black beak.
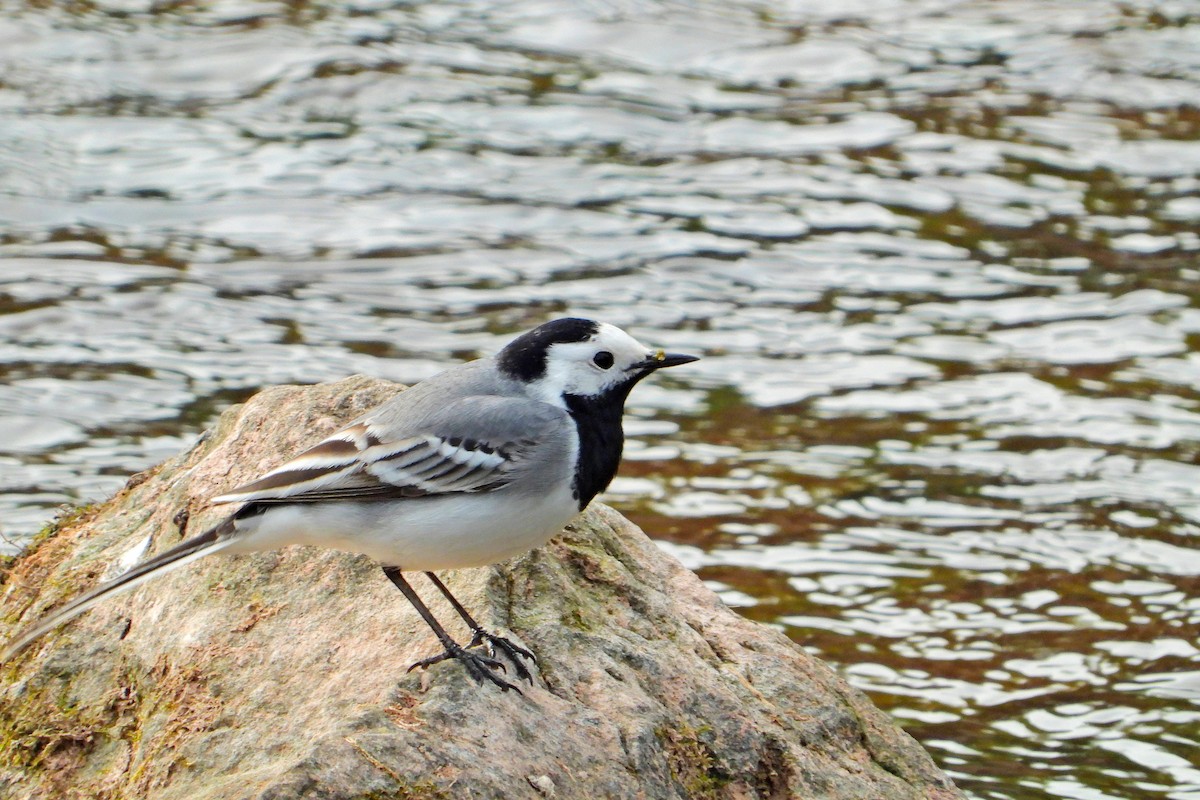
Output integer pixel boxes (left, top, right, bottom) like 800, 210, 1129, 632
635, 351, 700, 371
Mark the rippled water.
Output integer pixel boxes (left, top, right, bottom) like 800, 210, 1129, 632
3, 0, 1200, 796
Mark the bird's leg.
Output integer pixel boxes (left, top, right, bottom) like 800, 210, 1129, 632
381, 566, 518, 692
423, 571, 537, 684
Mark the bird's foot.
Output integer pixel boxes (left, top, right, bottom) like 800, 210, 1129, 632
467, 628, 537, 685
407, 643, 520, 693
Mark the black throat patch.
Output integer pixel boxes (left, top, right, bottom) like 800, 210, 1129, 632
496, 318, 599, 383
564, 379, 639, 510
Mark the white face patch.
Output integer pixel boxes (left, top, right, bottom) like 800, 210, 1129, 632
527, 322, 654, 406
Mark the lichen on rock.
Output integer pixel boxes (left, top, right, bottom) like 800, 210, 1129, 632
0, 376, 963, 800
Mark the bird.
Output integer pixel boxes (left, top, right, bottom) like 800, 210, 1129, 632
0, 318, 698, 691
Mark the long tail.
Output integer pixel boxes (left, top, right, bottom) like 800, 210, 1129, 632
1, 517, 239, 662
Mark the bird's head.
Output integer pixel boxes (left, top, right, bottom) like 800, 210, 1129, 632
497, 318, 698, 408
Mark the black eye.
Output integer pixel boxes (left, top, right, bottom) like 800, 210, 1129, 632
593, 351, 614, 369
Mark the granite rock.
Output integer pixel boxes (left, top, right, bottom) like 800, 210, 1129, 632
0, 376, 963, 800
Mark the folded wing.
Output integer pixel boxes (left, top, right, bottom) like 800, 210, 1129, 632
210, 395, 560, 505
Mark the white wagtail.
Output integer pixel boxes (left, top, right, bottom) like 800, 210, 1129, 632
1, 318, 698, 690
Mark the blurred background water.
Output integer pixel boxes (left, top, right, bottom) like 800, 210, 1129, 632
2, 0, 1199, 796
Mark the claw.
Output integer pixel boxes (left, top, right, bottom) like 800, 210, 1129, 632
466, 629, 537, 685
406, 651, 451, 673
406, 642, 520, 693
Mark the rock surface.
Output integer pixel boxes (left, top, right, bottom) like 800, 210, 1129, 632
0, 376, 963, 800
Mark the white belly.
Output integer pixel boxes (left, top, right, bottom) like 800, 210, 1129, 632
227, 485, 581, 570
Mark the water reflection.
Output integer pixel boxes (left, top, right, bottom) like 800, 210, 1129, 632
3, 0, 1200, 797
